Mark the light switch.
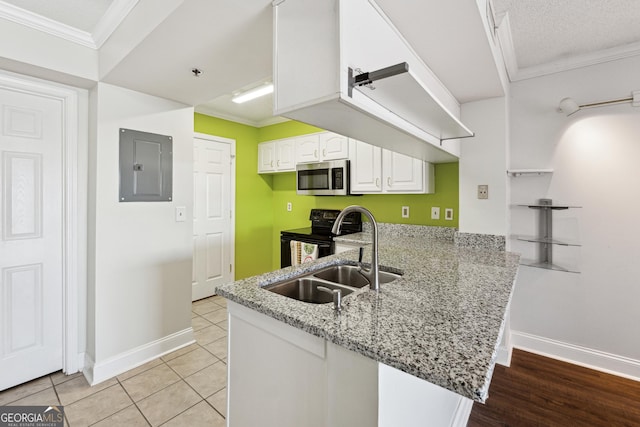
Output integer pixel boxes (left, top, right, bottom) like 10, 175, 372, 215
175, 206, 186, 222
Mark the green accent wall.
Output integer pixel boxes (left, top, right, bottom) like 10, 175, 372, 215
195, 114, 459, 277
194, 114, 272, 279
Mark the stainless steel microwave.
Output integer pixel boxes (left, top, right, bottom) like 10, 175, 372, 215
296, 160, 350, 196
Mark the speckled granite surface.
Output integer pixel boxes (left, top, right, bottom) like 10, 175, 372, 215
216, 230, 519, 403
455, 232, 506, 251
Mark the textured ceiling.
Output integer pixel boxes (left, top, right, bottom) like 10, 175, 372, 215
1, 0, 113, 32
493, 0, 640, 69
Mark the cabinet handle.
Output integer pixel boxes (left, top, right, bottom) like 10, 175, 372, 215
375, 178, 380, 188
323, 149, 326, 157
271, 161, 274, 167
277, 160, 280, 167
314, 149, 318, 158
387, 177, 392, 186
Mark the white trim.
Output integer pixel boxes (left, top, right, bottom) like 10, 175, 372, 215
451, 397, 474, 427
194, 106, 289, 128
92, 0, 139, 48
496, 12, 640, 82
0, 69, 86, 376
86, 328, 195, 385
0, 0, 138, 49
0, 1, 95, 48
193, 132, 236, 281
511, 330, 640, 382
495, 345, 512, 367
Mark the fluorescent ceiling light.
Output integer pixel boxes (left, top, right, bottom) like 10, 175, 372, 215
232, 83, 273, 104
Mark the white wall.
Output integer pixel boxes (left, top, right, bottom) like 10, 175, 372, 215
86, 83, 194, 382
508, 55, 640, 376
459, 96, 509, 235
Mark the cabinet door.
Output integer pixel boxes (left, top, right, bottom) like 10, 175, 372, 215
383, 150, 425, 192
295, 134, 320, 164
320, 132, 349, 160
258, 142, 276, 173
350, 139, 382, 193
276, 139, 296, 171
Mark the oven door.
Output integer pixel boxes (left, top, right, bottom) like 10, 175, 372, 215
280, 235, 333, 268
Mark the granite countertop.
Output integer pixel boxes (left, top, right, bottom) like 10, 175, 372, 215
215, 227, 519, 403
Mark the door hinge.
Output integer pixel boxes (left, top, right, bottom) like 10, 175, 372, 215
229, 264, 232, 273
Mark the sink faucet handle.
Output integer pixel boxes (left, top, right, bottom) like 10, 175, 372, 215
317, 286, 342, 312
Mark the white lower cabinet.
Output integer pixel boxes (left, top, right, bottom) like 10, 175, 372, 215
350, 139, 434, 194
227, 300, 472, 427
258, 139, 296, 173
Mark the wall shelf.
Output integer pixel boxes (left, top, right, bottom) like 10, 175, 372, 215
516, 198, 581, 273
507, 169, 553, 177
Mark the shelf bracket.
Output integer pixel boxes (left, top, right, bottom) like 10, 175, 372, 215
348, 62, 409, 98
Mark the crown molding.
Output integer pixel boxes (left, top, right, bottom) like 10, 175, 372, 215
511, 41, 640, 82
0, 0, 138, 49
195, 106, 289, 128
496, 11, 640, 82
92, 0, 139, 48
0, 1, 95, 47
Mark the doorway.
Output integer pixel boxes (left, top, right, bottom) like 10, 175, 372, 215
192, 133, 235, 301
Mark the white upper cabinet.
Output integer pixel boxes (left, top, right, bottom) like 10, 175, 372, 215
295, 134, 321, 164
295, 132, 349, 164
350, 139, 382, 192
350, 139, 434, 194
258, 141, 276, 173
320, 132, 349, 161
258, 139, 296, 173
382, 150, 428, 193
273, 0, 473, 163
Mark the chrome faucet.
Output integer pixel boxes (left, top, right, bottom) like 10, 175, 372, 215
332, 205, 380, 292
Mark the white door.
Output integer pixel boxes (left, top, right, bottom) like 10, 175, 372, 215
0, 87, 63, 390
192, 136, 234, 301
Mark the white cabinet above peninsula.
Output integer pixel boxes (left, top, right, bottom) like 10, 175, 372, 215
273, 0, 474, 163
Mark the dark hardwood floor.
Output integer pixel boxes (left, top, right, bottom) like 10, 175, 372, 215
468, 349, 640, 427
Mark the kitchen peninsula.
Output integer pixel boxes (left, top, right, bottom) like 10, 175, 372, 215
216, 224, 519, 427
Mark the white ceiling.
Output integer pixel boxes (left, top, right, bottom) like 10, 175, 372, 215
493, 0, 640, 80
4, 0, 640, 124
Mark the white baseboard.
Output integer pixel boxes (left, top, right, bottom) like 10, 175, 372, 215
495, 345, 512, 367
451, 397, 474, 427
85, 328, 195, 385
511, 331, 640, 382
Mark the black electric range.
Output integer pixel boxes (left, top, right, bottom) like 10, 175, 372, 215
280, 209, 362, 268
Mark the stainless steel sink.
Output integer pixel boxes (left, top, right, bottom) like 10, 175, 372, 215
264, 277, 354, 304
312, 265, 401, 288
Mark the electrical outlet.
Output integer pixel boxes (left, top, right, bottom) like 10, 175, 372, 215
287, 202, 292, 212
402, 206, 409, 218
431, 207, 440, 220
478, 185, 489, 199
445, 208, 454, 220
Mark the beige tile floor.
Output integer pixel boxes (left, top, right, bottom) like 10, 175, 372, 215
0, 295, 229, 427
